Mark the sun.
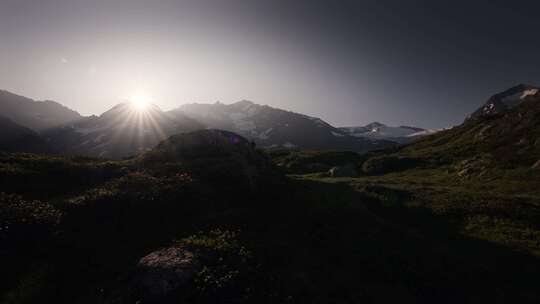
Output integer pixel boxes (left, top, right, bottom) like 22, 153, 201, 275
129, 92, 151, 112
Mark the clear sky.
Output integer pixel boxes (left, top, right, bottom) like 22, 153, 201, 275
1, 0, 540, 128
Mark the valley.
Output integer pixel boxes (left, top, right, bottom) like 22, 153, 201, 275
4, 1, 540, 302
1, 85, 540, 303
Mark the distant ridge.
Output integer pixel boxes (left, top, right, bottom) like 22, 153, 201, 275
174, 100, 396, 152
41, 102, 203, 158
0, 90, 434, 157
0, 90, 82, 131
339, 122, 436, 144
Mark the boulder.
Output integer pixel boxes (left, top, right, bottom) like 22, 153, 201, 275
328, 163, 358, 177
135, 246, 202, 300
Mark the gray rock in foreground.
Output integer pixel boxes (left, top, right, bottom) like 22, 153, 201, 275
135, 246, 202, 300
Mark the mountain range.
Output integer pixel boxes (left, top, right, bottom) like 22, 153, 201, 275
2, 84, 538, 159
338, 122, 437, 144
40, 103, 203, 158
0, 116, 51, 154
0, 90, 81, 131
175, 101, 398, 152
0, 91, 426, 157
3, 84, 540, 303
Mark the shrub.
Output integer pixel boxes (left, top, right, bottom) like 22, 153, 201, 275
0, 193, 62, 243
178, 230, 254, 298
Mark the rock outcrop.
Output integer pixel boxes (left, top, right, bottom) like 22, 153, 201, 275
135, 246, 201, 300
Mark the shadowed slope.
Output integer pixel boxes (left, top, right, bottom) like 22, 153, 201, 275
0, 90, 81, 131
42, 103, 204, 158
0, 116, 52, 153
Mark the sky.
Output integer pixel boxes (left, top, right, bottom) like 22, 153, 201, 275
1, 0, 540, 129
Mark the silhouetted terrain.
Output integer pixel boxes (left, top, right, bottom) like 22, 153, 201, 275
339, 122, 435, 143
0, 91, 414, 157
41, 103, 204, 158
177, 100, 397, 151
0, 117, 51, 153
0, 90, 81, 131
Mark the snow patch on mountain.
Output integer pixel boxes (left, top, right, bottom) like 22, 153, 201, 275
177, 100, 397, 152
307, 116, 331, 128
501, 88, 538, 106
406, 129, 438, 137
469, 84, 540, 120
258, 128, 273, 140
93, 133, 106, 143
339, 122, 434, 143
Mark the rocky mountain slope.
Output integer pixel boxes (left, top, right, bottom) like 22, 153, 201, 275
0, 90, 82, 131
3, 128, 540, 303
339, 122, 436, 143
174, 100, 396, 152
467, 84, 539, 121
42, 103, 204, 158
361, 84, 540, 177
0, 91, 403, 157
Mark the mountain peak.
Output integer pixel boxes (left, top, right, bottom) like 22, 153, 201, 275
338, 122, 430, 144
0, 89, 82, 131
468, 84, 540, 121
366, 121, 386, 128
100, 102, 162, 118
494, 84, 539, 102
231, 100, 256, 109
506, 83, 537, 91
233, 100, 254, 105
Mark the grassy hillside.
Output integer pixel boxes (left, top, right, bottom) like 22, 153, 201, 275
2, 128, 540, 303
268, 149, 366, 174
397, 96, 540, 169
280, 96, 540, 259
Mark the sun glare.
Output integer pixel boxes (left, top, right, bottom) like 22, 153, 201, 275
129, 92, 151, 112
